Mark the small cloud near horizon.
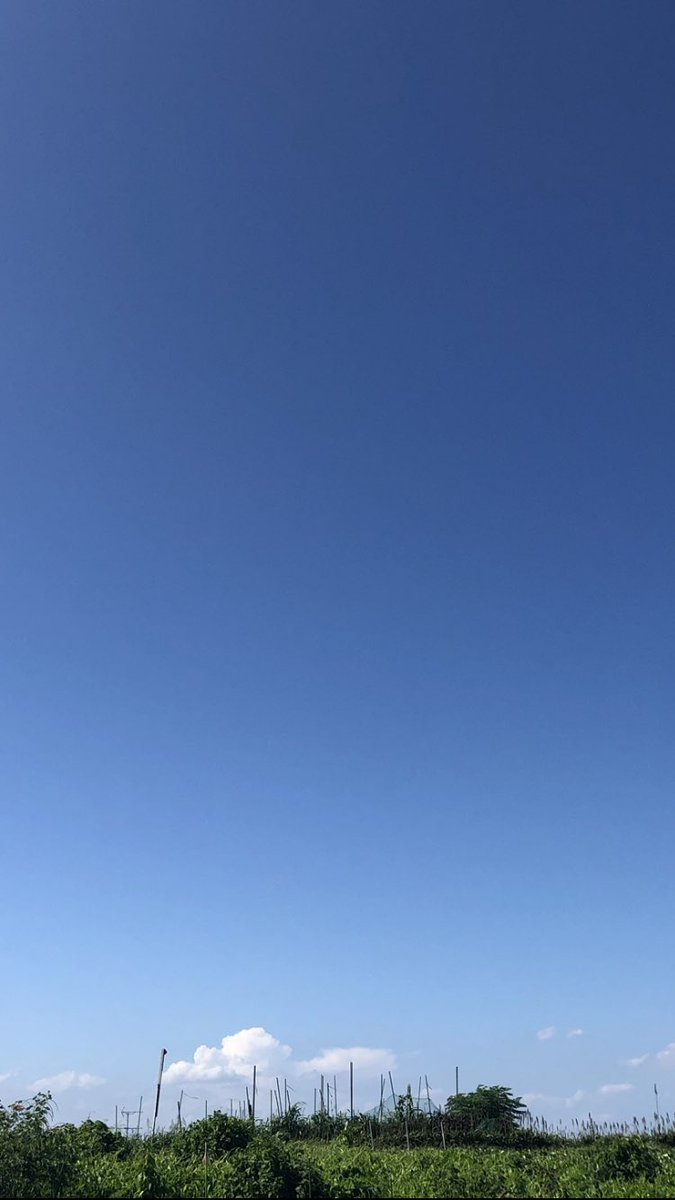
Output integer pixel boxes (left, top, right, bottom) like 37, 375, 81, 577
536, 1027, 556, 1041
297, 1046, 395, 1077
32, 1071, 105, 1093
623, 1041, 675, 1069
523, 1088, 585, 1109
566, 1028, 584, 1038
625, 1054, 649, 1068
598, 1083, 633, 1095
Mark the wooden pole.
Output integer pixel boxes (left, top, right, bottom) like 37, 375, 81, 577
425, 1074, 432, 1117
136, 1096, 143, 1137
334, 1075, 338, 1116
252, 1065, 256, 1125
455, 1066, 459, 1096
152, 1049, 167, 1135
388, 1071, 397, 1111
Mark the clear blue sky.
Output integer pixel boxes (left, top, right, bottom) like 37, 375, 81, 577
2, 0, 674, 1127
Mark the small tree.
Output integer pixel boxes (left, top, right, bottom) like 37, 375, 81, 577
445, 1085, 526, 1136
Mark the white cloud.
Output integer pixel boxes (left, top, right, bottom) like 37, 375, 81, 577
165, 1028, 292, 1085
297, 1046, 395, 1078
164, 1028, 398, 1092
598, 1083, 634, 1096
524, 1088, 585, 1109
32, 1071, 105, 1093
621, 1040, 675, 1070
566, 1028, 584, 1038
523, 1091, 554, 1104
656, 1042, 675, 1066
536, 1027, 556, 1041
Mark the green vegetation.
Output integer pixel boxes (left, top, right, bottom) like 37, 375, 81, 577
3, 1088, 675, 1197
445, 1084, 528, 1136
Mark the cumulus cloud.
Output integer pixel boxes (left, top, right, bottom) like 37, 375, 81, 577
625, 1054, 649, 1068
297, 1046, 395, 1077
164, 1027, 398, 1091
164, 1028, 292, 1085
536, 1027, 556, 1041
32, 1071, 105, 1092
565, 1089, 586, 1107
566, 1028, 584, 1038
656, 1042, 675, 1066
598, 1083, 633, 1095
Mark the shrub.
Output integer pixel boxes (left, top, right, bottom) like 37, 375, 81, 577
592, 1136, 661, 1183
214, 1134, 306, 1198
174, 1110, 253, 1159
0, 1093, 77, 1198
315, 1147, 381, 1198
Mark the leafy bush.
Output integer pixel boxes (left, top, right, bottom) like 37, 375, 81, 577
269, 1102, 308, 1140
173, 1109, 253, 1158
213, 1134, 307, 1198
592, 1136, 661, 1183
64, 1119, 126, 1158
0, 1093, 76, 1198
313, 1147, 381, 1198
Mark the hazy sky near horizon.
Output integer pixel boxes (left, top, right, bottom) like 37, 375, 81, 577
2, 1, 674, 1127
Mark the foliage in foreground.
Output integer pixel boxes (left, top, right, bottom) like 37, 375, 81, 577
3, 1091, 675, 1198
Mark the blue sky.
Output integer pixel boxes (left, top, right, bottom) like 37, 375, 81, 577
1, 0, 674, 1128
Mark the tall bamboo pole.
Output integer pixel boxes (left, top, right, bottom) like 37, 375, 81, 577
152, 1049, 167, 1135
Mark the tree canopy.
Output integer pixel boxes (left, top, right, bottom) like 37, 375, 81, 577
445, 1085, 527, 1135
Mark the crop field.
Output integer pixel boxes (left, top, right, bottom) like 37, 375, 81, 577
4, 1091, 675, 1197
